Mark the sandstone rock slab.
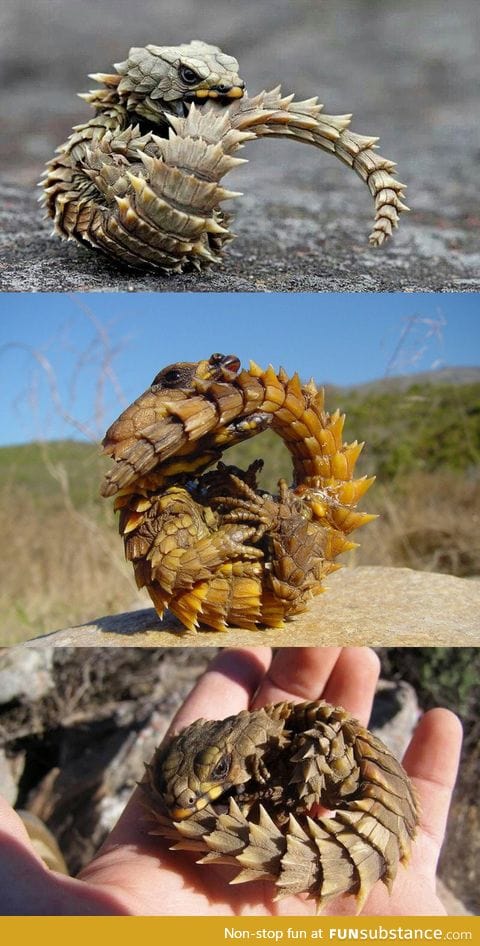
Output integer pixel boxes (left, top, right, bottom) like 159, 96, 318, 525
26, 566, 480, 648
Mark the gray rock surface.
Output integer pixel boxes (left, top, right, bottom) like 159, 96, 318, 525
26, 566, 480, 648
0, 648, 54, 702
0, 750, 23, 805
0, 648, 214, 873
1, 0, 479, 291
370, 680, 421, 759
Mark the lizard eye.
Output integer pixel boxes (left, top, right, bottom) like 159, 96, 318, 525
211, 753, 231, 780
162, 368, 182, 384
179, 65, 200, 84
152, 365, 186, 388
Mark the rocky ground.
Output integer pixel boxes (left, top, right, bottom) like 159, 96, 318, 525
1, 0, 479, 291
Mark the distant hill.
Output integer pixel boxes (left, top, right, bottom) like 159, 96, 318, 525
0, 371, 478, 502
324, 366, 480, 396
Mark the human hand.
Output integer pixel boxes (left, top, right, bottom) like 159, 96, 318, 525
0, 647, 462, 915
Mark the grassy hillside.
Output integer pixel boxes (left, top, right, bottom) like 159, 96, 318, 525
341, 381, 480, 479
218, 379, 480, 486
1, 377, 479, 642
0, 441, 108, 509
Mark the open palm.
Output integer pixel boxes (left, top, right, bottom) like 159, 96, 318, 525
0, 647, 462, 915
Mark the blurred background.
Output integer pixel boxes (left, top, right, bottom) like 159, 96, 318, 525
1, 0, 479, 290
2, 0, 478, 185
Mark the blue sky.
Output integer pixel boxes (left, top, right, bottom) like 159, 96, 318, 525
0, 292, 478, 446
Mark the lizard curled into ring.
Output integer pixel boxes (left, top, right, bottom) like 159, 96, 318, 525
42, 41, 408, 272
101, 353, 375, 632
142, 699, 419, 910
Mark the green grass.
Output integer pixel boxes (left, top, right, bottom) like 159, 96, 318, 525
0, 440, 109, 510
1, 379, 478, 501
339, 381, 480, 479
379, 648, 480, 733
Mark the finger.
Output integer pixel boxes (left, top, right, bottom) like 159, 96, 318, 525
0, 796, 127, 915
403, 708, 463, 853
322, 647, 381, 726
170, 646, 272, 735
251, 647, 342, 708
93, 647, 272, 853
0, 795, 40, 852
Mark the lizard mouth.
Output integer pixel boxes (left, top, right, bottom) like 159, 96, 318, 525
184, 85, 245, 103
169, 783, 229, 820
210, 353, 241, 376
195, 352, 241, 384
169, 778, 249, 821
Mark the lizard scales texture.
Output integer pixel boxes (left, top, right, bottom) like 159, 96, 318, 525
42, 41, 408, 272
142, 699, 419, 910
101, 354, 375, 632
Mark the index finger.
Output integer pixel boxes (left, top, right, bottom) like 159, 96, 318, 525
168, 646, 272, 735
251, 647, 380, 727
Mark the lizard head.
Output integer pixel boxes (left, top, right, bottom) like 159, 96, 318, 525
150, 352, 241, 390
115, 41, 245, 120
150, 715, 255, 820
100, 353, 245, 497
146, 708, 288, 821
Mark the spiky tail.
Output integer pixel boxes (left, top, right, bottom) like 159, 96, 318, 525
221, 87, 409, 246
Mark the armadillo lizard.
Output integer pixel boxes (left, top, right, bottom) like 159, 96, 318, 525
101, 353, 375, 631
142, 699, 419, 910
43, 41, 408, 272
